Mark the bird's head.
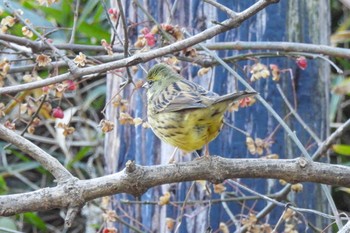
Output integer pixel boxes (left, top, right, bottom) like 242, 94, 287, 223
143, 64, 182, 98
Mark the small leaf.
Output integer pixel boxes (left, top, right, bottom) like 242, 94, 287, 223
158, 192, 171, 206
0, 176, 8, 194
333, 78, 350, 95
23, 212, 46, 231
336, 187, 350, 194
333, 144, 350, 156
67, 146, 92, 168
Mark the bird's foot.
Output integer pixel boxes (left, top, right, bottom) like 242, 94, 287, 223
168, 157, 176, 164
167, 147, 179, 164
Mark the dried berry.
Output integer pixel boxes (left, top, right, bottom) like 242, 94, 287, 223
296, 56, 307, 70
52, 107, 64, 119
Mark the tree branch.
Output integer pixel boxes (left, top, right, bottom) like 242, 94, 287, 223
204, 41, 350, 59
2, 34, 350, 59
0, 34, 124, 53
0, 157, 349, 216
0, 0, 279, 95
0, 124, 73, 183
203, 0, 237, 18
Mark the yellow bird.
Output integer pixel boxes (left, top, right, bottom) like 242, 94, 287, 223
144, 64, 256, 154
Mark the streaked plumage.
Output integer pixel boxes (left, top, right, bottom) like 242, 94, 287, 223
144, 63, 256, 152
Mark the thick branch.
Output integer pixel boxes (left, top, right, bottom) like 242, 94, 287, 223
1, 157, 350, 216
0, 124, 73, 183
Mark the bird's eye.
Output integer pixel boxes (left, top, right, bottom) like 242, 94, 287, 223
142, 80, 153, 89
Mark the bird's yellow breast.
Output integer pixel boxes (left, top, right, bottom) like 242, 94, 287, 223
148, 103, 228, 152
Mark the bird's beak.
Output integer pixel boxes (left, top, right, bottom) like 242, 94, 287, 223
142, 81, 149, 89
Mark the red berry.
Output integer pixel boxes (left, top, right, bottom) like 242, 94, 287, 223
239, 97, 251, 107
296, 56, 307, 70
52, 107, 64, 119
161, 23, 174, 31
42, 85, 50, 93
102, 228, 117, 233
66, 80, 77, 91
144, 33, 156, 46
108, 8, 117, 14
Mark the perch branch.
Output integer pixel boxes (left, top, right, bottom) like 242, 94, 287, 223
1, 157, 350, 216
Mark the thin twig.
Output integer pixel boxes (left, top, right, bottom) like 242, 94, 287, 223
68, 0, 80, 44
168, 0, 180, 24
221, 193, 241, 231
312, 118, 350, 160
204, 41, 350, 59
20, 94, 47, 137
203, 0, 237, 18
271, 204, 290, 233
116, 0, 134, 85
338, 220, 350, 233
276, 84, 322, 145
174, 182, 195, 233
119, 193, 279, 205
117, 0, 129, 58
100, 0, 123, 46
229, 180, 338, 220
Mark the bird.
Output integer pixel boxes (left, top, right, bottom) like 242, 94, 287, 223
144, 63, 256, 156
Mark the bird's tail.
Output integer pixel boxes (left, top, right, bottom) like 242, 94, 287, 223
214, 90, 257, 104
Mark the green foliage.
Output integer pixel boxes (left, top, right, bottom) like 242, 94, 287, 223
0, 176, 9, 195
22, 212, 47, 231
67, 146, 91, 168
330, 75, 345, 121
11, 150, 46, 174
333, 144, 350, 156
1, 0, 110, 44
333, 78, 350, 95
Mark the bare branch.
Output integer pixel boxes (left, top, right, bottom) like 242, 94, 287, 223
203, 0, 237, 18
0, 124, 73, 183
276, 84, 322, 144
2, 33, 350, 59
204, 41, 350, 59
312, 118, 350, 160
0, 156, 350, 216
68, 0, 80, 44
0, 34, 124, 53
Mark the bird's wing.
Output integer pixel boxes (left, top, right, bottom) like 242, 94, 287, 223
153, 79, 217, 113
